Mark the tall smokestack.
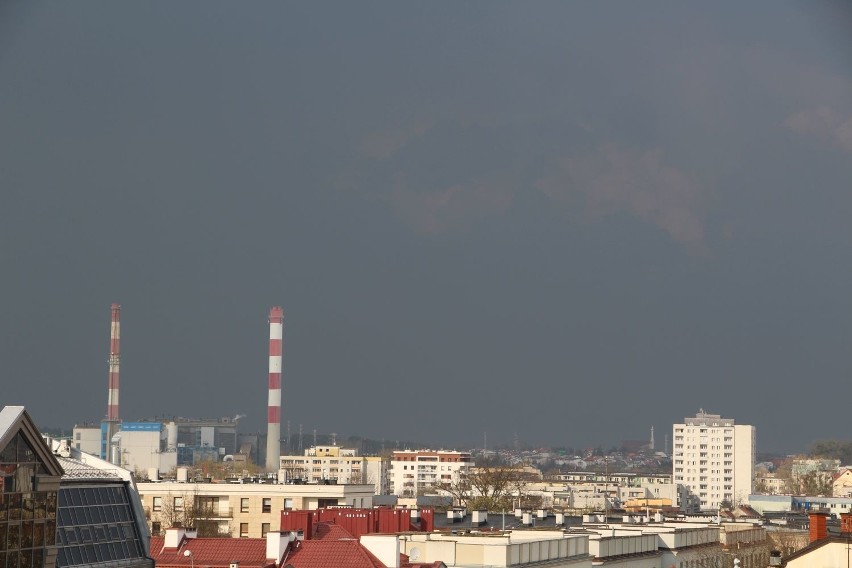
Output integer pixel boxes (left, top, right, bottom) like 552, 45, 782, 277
266, 306, 284, 471
104, 303, 121, 462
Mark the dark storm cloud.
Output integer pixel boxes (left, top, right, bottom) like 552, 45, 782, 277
2, 1, 851, 453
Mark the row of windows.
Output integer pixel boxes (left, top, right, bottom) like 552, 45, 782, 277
0, 493, 58, 522
152, 496, 287, 514
0, 548, 46, 568
0, 520, 56, 553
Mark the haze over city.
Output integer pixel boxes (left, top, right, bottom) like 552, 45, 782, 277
2, 2, 852, 454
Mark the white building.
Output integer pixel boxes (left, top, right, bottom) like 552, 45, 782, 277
72, 423, 102, 455
278, 445, 388, 494
672, 410, 755, 511
389, 449, 473, 497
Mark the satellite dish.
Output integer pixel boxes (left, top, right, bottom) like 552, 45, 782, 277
409, 547, 420, 561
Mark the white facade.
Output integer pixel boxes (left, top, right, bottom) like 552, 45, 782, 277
390, 449, 473, 496
72, 425, 102, 456
398, 530, 591, 567
672, 410, 755, 511
278, 445, 388, 494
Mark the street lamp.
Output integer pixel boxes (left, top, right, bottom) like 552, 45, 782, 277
184, 549, 193, 568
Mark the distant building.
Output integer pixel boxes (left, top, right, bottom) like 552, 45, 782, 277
389, 450, 473, 497
278, 445, 388, 494
71, 424, 101, 456
833, 469, 852, 497
672, 410, 755, 510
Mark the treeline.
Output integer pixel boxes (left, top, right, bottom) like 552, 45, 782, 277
810, 440, 852, 464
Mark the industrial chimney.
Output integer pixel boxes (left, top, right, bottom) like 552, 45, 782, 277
265, 307, 284, 471
104, 303, 121, 462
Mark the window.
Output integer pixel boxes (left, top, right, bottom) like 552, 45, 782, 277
173, 497, 183, 512
151, 522, 161, 535
261, 523, 270, 537
240, 498, 249, 513
284, 499, 293, 509
262, 498, 271, 514
239, 523, 249, 538
152, 497, 162, 512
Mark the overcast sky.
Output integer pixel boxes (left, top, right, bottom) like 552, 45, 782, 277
2, 2, 852, 454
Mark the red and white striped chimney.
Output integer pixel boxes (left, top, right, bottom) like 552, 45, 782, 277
265, 306, 284, 471
107, 303, 121, 421
104, 303, 122, 463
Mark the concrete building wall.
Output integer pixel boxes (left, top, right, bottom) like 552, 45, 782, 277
734, 424, 756, 505
72, 425, 102, 456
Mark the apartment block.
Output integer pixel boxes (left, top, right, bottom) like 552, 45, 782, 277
389, 450, 473, 497
277, 445, 388, 495
672, 410, 755, 511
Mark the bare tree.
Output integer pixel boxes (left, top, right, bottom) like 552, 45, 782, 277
766, 528, 809, 559
156, 487, 229, 537
435, 466, 536, 511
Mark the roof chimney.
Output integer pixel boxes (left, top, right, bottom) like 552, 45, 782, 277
809, 511, 828, 543
360, 535, 400, 568
266, 531, 296, 563
841, 513, 852, 534
164, 527, 188, 548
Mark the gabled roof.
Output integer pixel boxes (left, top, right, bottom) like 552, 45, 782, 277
781, 534, 852, 565
282, 538, 386, 568
150, 536, 275, 568
313, 522, 356, 541
0, 405, 63, 477
56, 456, 123, 480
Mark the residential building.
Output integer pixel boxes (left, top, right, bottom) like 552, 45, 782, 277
137, 480, 375, 538
278, 445, 388, 495
389, 450, 473, 497
781, 511, 852, 567
833, 469, 852, 497
672, 410, 755, 510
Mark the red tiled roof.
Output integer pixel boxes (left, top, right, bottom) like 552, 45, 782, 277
150, 536, 275, 568
313, 523, 355, 541
281, 539, 385, 568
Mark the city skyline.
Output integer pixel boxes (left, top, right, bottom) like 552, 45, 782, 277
3, 2, 852, 454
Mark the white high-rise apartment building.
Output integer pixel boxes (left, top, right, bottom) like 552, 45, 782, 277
389, 450, 473, 496
672, 410, 755, 511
